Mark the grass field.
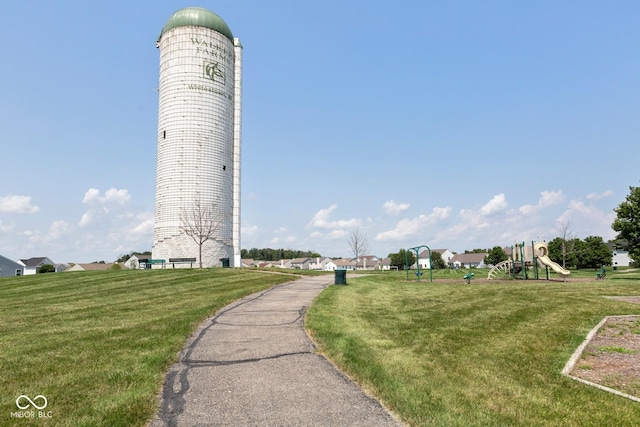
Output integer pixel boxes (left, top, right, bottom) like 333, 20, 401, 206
3, 267, 640, 426
0, 269, 295, 427
306, 269, 640, 426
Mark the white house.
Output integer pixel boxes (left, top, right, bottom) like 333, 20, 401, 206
417, 249, 454, 269
334, 259, 357, 270
18, 257, 57, 275
291, 258, 312, 269
308, 257, 335, 271
124, 253, 153, 269
449, 253, 488, 269
612, 248, 633, 268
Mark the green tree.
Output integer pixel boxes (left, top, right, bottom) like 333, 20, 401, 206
430, 251, 446, 269
389, 249, 415, 270
240, 248, 322, 261
37, 264, 55, 274
577, 236, 612, 268
465, 248, 488, 254
612, 185, 640, 265
485, 246, 508, 266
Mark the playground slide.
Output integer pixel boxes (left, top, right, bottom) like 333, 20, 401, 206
538, 255, 570, 276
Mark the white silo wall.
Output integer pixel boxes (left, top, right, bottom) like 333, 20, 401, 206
153, 25, 239, 267
232, 38, 243, 267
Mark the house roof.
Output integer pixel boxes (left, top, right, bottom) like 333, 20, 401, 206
418, 249, 449, 258
68, 263, 124, 271
450, 253, 487, 264
0, 254, 22, 267
19, 257, 51, 267
334, 259, 356, 266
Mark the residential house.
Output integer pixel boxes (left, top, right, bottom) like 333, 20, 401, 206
354, 255, 380, 270
241, 258, 256, 267
449, 253, 488, 269
275, 259, 293, 269
379, 257, 392, 270
19, 257, 57, 275
308, 257, 335, 271
65, 263, 124, 272
290, 258, 312, 269
323, 259, 338, 271
417, 249, 454, 269
334, 259, 356, 270
355, 256, 380, 270
0, 254, 24, 277
610, 244, 633, 268
124, 253, 152, 269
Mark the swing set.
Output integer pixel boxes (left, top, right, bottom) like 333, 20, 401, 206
405, 245, 433, 283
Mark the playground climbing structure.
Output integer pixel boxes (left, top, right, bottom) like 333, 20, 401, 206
487, 241, 570, 281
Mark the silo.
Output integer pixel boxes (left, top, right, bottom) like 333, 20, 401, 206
153, 7, 242, 267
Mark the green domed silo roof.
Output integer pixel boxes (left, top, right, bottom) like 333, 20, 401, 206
158, 7, 234, 42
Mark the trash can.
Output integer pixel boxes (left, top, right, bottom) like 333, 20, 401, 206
334, 269, 347, 285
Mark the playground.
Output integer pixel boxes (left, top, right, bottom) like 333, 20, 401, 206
405, 241, 579, 283
487, 241, 571, 281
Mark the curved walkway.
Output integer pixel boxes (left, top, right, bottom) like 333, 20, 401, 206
149, 274, 402, 426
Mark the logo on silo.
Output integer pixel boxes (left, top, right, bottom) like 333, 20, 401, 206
203, 61, 225, 84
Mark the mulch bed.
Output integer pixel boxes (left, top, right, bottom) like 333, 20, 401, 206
570, 297, 640, 399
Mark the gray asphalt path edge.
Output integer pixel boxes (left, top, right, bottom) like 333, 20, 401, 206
148, 274, 403, 426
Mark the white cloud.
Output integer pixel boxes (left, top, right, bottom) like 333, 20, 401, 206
307, 204, 361, 229
519, 190, 564, 214
105, 188, 131, 204
375, 206, 452, 241
79, 188, 131, 227
0, 195, 40, 214
556, 199, 616, 241
480, 193, 508, 216
327, 229, 346, 239
48, 220, 72, 240
587, 190, 613, 201
130, 213, 154, 235
382, 200, 410, 216
82, 188, 102, 204
82, 188, 131, 206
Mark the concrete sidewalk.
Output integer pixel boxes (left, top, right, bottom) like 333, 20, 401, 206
149, 274, 402, 426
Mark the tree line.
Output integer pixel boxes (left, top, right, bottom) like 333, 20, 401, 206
240, 248, 322, 261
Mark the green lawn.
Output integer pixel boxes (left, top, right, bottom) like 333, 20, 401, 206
3, 267, 639, 426
0, 269, 294, 427
306, 270, 640, 426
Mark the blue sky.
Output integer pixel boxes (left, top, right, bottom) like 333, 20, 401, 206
1, 1, 638, 263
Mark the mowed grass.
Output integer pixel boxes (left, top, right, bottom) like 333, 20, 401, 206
306, 270, 640, 426
0, 269, 294, 427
